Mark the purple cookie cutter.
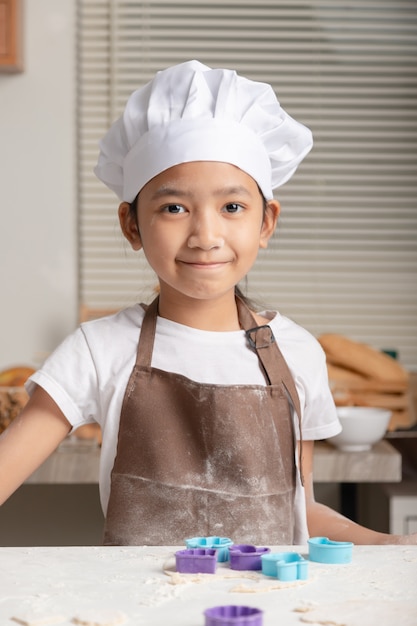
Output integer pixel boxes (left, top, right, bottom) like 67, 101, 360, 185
175, 548, 217, 574
204, 605, 263, 626
261, 552, 308, 581
228, 544, 270, 571
185, 536, 233, 562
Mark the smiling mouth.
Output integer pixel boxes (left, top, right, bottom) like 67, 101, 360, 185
179, 260, 229, 269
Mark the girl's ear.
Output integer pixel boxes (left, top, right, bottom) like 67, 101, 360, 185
118, 202, 142, 250
259, 199, 280, 249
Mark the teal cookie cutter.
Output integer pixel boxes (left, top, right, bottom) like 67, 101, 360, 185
185, 536, 233, 562
261, 552, 308, 581
308, 537, 353, 564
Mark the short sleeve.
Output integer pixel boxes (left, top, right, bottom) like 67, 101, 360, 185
269, 313, 341, 442
298, 344, 341, 441
26, 327, 100, 431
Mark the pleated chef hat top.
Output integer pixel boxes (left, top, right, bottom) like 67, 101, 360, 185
94, 60, 313, 202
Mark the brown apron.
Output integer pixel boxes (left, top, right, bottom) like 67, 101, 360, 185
103, 296, 303, 546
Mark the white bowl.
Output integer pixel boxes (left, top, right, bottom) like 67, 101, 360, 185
327, 407, 392, 452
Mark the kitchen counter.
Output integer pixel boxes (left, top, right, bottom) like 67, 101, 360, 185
25, 438, 402, 485
0, 438, 398, 548
0, 544, 416, 625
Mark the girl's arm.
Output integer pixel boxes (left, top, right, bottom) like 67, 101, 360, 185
303, 440, 417, 545
0, 385, 71, 505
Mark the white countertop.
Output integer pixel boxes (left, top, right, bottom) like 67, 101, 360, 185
0, 545, 416, 625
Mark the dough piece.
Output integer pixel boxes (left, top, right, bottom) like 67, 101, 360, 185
71, 611, 127, 626
230, 579, 308, 593
163, 564, 309, 593
164, 568, 260, 586
11, 616, 66, 626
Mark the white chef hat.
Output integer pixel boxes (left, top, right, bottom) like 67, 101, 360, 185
94, 60, 313, 202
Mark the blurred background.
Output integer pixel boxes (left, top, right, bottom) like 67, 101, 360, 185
0, 0, 416, 545
0, 0, 416, 371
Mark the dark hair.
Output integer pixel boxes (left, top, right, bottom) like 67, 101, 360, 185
129, 190, 269, 312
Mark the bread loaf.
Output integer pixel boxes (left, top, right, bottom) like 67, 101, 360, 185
327, 363, 408, 393
388, 409, 413, 431
319, 334, 408, 385
0, 366, 34, 434
342, 390, 408, 410
320, 334, 415, 431
0, 388, 29, 434
0, 366, 35, 387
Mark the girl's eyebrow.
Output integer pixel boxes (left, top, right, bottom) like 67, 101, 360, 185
151, 185, 187, 199
214, 185, 252, 197
151, 184, 252, 199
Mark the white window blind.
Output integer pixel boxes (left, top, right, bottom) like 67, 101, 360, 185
77, 0, 417, 369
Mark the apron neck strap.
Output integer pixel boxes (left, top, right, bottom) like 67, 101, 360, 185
236, 297, 302, 415
136, 296, 159, 368
136, 294, 304, 484
236, 297, 304, 485
138, 297, 301, 416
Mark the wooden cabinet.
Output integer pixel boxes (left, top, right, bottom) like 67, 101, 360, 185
0, 0, 22, 72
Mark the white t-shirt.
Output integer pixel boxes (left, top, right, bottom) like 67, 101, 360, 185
27, 304, 341, 544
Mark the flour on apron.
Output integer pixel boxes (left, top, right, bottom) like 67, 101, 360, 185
103, 297, 302, 545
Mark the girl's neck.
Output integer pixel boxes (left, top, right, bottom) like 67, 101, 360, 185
157, 289, 242, 331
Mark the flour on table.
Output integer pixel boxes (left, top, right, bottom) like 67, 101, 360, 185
163, 562, 310, 593
71, 610, 127, 626
299, 600, 417, 626
230, 579, 309, 593
11, 615, 66, 626
164, 566, 260, 586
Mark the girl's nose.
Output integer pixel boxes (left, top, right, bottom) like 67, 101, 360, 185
187, 213, 225, 250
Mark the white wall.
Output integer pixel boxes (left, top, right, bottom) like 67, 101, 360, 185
0, 0, 77, 370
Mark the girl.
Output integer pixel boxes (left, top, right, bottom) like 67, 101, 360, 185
0, 61, 415, 545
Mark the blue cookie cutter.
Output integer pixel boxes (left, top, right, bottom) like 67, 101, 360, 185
228, 545, 270, 571
185, 536, 234, 562
204, 605, 263, 626
175, 548, 217, 574
261, 552, 308, 582
308, 537, 353, 564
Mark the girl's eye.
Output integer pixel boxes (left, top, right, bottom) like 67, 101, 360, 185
164, 204, 185, 214
223, 203, 244, 214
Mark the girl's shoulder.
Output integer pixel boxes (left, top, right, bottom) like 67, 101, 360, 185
265, 309, 322, 346
80, 303, 144, 330
80, 303, 144, 341
265, 310, 326, 370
